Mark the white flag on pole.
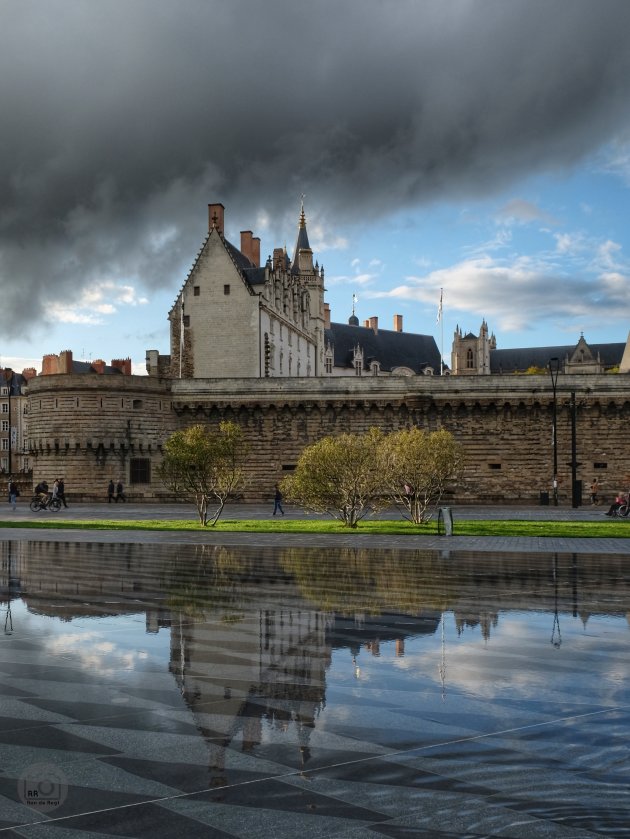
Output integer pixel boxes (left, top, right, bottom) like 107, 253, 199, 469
436, 288, 443, 324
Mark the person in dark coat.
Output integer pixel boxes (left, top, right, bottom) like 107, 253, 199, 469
115, 480, 126, 502
57, 477, 68, 508
272, 484, 284, 516
108, 480, 115, 503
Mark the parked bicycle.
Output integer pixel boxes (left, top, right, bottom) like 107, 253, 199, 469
30, 495, 62, 512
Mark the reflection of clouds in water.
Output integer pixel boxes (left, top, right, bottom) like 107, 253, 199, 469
45, 631, 145, 674
389, 613, 630, 703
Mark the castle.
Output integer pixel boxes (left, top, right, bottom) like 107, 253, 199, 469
11, 201, 630, 503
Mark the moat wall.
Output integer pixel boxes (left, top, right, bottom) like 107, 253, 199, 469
25, 373, 630, 505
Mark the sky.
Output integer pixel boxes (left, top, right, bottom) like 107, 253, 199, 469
2, 0, 630, 374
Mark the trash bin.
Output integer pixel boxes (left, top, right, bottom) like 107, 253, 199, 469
539, 491, 549, 506
438, 506, 454, 536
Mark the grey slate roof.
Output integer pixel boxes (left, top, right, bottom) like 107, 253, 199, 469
225, 239, 256, 272
243, 266, 267, 286
70, 361, 124, 375
326, 322, 442, 374
490, 343, 625, 373
1, 371, 27, 394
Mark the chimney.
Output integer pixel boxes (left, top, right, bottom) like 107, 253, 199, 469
208, 203, 225, 235
369, 316, 378, 334
273, 247, 285, 271
251, 236, 260, 267
324, 303, 331, 329
111, 358, 132, 375
92, 359, 106, 374
42, 354, 57, 375
240, 230, 253, 263
363, 319, 370, 328
21, 367, 37, 380
394, 314, 403, 332
59, 350, 73, 374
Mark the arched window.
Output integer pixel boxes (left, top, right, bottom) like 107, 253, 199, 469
466, 348, 474, 369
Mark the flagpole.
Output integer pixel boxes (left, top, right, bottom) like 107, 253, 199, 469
437, 288, 444, 375
179, 297, 184, 379
441, 299, 444, 376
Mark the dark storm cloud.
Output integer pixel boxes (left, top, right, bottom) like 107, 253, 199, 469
1, 0, 630, 336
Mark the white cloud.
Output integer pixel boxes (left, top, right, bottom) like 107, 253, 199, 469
44, 281, 148, 326
369, 245, 630, 334
307, 222, 348, 253
554, 232, 585, 255
598, 135, 630, 185
464, 228, 512, 256
496, 198, 558, 227
595, 239, 623, 270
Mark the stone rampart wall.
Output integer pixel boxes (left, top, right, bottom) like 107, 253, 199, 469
25, 373, 630, 505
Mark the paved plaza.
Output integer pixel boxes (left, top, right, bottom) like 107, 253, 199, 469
0, 503, 629, 837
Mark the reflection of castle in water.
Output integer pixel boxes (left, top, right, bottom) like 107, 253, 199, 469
2, 540, 630, 781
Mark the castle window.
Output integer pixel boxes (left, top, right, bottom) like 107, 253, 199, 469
194, 285, 200, 296
133, 399, 143, 410
1, 403, 8, 413
130, 458, 151, 484
488, 463, 502, 470
224, 284, 230, 295
1, 439, 8, 450
0, 387, 7, 396
325, 357, 333, 375
593, 462, 607, 469
466, 349, 474, 369
183, 315, 190, 327
1, 421, 7, 431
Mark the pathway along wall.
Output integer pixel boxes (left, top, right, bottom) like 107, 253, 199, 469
25, 373, 630, 504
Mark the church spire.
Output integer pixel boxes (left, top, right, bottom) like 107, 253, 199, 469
292, 195, 312, 272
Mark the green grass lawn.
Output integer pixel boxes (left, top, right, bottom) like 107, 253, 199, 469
0, 517, 629, 537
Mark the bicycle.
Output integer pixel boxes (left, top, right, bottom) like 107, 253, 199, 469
30, 495, 62, 512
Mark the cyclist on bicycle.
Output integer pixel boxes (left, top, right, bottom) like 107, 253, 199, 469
34, 480, 50, 508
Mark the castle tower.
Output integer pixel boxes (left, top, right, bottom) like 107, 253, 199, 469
291, 200, 325, 375
451, 320, 495, 375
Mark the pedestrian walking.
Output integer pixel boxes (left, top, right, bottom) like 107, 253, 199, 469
115, 480, 127, 502
108, 479, 115, 503
590, 478, 601, 505
8, 479, 19, 512
272, 484, 284, 516
57, 477, 68, 508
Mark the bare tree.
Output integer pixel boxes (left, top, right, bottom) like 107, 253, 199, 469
282, 428, 387, 527
158, 421, 248, 526
383, 427, 462, 524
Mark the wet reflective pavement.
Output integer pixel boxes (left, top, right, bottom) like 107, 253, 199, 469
1, 540, 629, 837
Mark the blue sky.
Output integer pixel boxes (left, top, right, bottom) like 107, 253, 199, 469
1, 1, 630, 374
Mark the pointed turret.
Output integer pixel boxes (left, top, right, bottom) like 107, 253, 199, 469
292, 199, 314, 274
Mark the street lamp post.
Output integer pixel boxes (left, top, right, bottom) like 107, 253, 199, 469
548, 357, 560, 506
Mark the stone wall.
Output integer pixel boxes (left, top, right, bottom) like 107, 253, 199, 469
26, 375, 177, 501
25, 372, 630, 505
